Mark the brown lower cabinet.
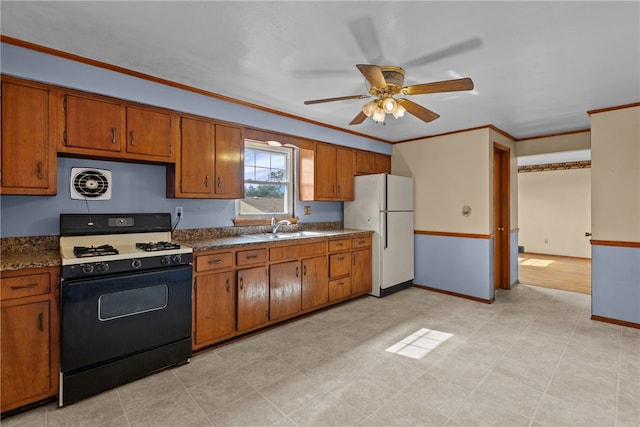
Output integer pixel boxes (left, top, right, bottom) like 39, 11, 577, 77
191, 234, 372, 351
269, 261, 301, 321
236, 266, 269, 332
301, 256, 328, 310
1, 267, 60, 413
193, 271, 236, 346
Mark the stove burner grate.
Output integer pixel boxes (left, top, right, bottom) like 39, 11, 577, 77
74, 245, 119, 258
136, 241, 181, 252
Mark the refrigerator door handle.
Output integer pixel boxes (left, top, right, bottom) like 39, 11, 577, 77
383, 212, 388, 249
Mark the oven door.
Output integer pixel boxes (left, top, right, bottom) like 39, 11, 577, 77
61, 265, 192, 373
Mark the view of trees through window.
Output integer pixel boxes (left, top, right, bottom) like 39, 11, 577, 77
237, 143, 291, 216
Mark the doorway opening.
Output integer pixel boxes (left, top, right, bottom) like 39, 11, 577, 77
516, 152, 592, 294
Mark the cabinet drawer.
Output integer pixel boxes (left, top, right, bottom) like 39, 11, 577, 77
270, 245, 298, 262
352, 235, 372, 249
1, 272, 50, 301
329, 277, 351, 301
195, 252, 233, 272
328, 239, 350, 252
298, 241, 326, 258
237, 248, 267, 266
329, 253, 351, 278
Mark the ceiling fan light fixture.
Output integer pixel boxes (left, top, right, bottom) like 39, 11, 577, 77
382, 96, 397, 113
362, 100, 377, 117
392, 103, 406, 118
372, 107, 386, 123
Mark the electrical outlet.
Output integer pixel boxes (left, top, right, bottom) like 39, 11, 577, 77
304, 206, 311, 215
175, 207, 184, 219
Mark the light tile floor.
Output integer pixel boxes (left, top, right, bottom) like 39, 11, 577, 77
3, 284, 639, 427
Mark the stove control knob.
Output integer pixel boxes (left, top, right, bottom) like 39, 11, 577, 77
161, 255, 172, 265
96, 262, 110, 273
81, 264, 95, 275
131, 259, 142, 269
172, 254, 183, 264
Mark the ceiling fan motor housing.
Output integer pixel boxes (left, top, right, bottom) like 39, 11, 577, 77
379, 66, 405, 90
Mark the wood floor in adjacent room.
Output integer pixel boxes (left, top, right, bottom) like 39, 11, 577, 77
518, 252, 591, 294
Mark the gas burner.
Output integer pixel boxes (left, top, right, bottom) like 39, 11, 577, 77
74, 245, 119, 258
136, 241, 182, 252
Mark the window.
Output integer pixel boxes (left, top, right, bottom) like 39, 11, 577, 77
236, 140, 293, 219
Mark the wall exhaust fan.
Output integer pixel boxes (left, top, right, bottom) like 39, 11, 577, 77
70, 168, 112, 200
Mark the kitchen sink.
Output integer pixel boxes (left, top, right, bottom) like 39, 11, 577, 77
242, 231, 325, 240
280, 231, 324, 237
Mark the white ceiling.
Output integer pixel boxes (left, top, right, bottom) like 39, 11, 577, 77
2, 1, 638, 143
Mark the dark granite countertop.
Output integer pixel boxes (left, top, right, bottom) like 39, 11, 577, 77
177, 229, 373, 252
1, 249, 61, 272
1, 229, 372, 271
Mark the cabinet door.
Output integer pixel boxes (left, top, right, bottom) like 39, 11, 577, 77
126, 106, 173, 159
269, 261, 301, 321
336, 147, 354, 200
194, 271, 235, 347
1, 80, 56, 195
352, 248, 372, 294
1, 301, 51, 411
65, 94, 122, 153
355, 150, 375, 174
301, 256, 328, 310
179, 117, 215, 196
315, 143, 337, 199
374, 153, 391, 174
237, 266, 269, 332
214, 124, 244, 198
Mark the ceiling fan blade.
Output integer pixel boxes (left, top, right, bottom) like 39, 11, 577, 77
403, 37, 483, 68
349, 111, 368, 125
356, 64, 387, 89
348, 16, 385, 64
402, 78, 474, 96
397, 99, 440, 122
304, 94, 369, 105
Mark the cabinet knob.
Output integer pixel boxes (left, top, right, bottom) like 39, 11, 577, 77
217, 176, 222, 188
130, 130, 135, 146
37, 312, 44, 332
36, 162, 43, 180
205, 175, 209, 188
111, 127, 117, 144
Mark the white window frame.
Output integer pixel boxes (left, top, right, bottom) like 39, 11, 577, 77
235, 140, 293, 219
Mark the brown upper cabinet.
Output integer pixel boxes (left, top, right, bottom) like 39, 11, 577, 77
1, 77, 57, 195
60, 91, 177, 163
167, 117, 244, 199
125, 106, 174, 159
299, 142, 355, 201
355, 150, 391, 175
213, 124, 244, 198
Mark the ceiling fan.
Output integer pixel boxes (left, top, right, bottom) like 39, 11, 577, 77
303, 64, 474, 125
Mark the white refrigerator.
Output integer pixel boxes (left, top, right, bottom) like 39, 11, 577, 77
344, 174, 414, 297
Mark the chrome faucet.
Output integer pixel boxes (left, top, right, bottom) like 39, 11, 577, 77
271, 215, 291, 233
